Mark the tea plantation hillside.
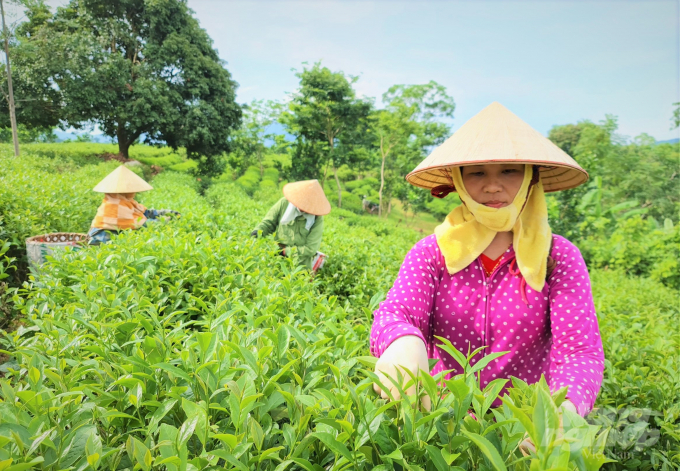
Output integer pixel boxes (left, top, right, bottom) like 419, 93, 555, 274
0, 147, 678, 470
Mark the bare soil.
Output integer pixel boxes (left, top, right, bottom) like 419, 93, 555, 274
98, 152, 131, 163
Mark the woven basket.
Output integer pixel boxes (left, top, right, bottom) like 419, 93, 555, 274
26, 232, 89, 268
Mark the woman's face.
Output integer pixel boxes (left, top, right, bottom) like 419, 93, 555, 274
460, 164, 526, 208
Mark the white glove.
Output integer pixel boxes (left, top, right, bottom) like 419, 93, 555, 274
373, 335, 431, 410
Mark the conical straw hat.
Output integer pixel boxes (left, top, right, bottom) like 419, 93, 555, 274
283, 180, 331, 216
406, 102, 588, 193
92, 165, 153, 193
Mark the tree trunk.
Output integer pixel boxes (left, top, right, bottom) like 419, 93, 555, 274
1, 0, 19, 157
378, 136, 386, 217
333, 165, 342, 208
117, 124, 131, 159
321, 158, 331, 188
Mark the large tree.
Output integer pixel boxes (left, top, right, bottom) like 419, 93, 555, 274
547, 116, 619, 238
8, 0, 241, 174
371, 81, 455, 216
228, 100, 279, 176
281, 63, 372, 208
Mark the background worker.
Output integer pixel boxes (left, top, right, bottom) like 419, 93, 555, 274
251, 179, 330, 270
88, 165, 179, 245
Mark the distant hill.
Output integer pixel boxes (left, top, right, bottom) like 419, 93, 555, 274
656, 138, 679, 144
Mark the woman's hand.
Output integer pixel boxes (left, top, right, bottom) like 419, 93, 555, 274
519, 400, 577, 456
373, 335, 431, 410
157, 209, 181, 221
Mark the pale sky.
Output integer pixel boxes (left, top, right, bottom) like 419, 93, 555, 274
190, 0, 680, 142
40, 0, 680, 141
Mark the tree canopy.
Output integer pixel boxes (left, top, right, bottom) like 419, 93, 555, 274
281, 63, 372, 207
371, 81, 455, 215
5, 0, 241, 174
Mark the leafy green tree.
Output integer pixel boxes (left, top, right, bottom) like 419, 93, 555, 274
371, 104, 417, 216
547, 123, 583, 157
548, 115, 679, 261
0, 0, 60, 135
547, 116, 618, 238
8, 0, 241, 175
287, 137, 325, 181
672, 102, 680, 129
229, 100, 279, 176
372, 81, 455, 217
599, 135, 679, 223
281, 63, 372, 208
0, 123, 56, 143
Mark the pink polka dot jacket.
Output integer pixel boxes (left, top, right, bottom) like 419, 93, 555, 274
370, 234, 605, 417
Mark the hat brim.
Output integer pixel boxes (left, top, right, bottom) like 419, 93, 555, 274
283, 180, 331, 216
406, 160, 588, 193
405, 102, 589, 193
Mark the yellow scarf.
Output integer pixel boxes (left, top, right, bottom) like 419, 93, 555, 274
91, 193, 147, 231
434, 165, 552, 292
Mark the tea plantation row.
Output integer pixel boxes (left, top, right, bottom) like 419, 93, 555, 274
0, 148, 678, 470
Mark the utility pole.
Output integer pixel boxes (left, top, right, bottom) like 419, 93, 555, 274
0, 0, 19, 156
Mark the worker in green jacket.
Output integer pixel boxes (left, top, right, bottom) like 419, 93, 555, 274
251, 179, 331, 269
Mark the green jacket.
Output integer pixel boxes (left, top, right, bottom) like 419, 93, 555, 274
253, 197, 324, 269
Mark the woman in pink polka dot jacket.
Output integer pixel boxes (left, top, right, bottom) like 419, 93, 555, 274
370, 102, 605, 420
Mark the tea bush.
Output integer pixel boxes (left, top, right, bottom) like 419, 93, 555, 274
0, 145, 677, 470
580, 216, 680, 290
0, 155, 612, 470
2, 143, 188, 169
236, 167, 262, 196
169, 161, 199, 173
339, 191, 364, 215
0, 150, 123, 284
345, 178, 379, 194
587, 270, 680, 470
263, 168, 280, 186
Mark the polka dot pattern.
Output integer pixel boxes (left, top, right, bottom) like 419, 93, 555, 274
369, 234, 605, 417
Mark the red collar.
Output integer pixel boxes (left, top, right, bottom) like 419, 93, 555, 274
480, 253, 504, 276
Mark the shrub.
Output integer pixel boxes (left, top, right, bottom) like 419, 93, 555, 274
169, 160, 198, 172
588, 270, 680, 469
582, 216, 680, 289
425, 194, 460, 220
345, 178, 378, 193
338, 191, 363, 214
0, 149, 123, 284
0, 143, 676, 471
336, 164, 356, 181
236, 166, 261, 195
1, 173, 611, 469
259, 179, 277, 191
262, 167, 279, 185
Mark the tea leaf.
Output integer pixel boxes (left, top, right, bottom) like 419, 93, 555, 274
312, 432, 354, 462
425, 445, 449, 471
250, 418, 265, 451
176, 415, 199, 450
277, 325, 290, 359
148, 399, 178, 434
154, 363, 192, 383
461, 430, 507, 471
126, 436, 151, 471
